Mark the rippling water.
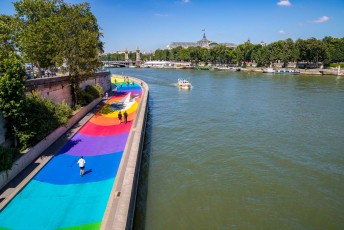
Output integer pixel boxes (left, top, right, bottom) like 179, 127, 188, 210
111, 68, 344, 230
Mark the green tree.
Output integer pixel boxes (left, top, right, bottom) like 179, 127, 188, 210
57, 2, 103, 107
176, 48, 190, 61
234, 42, 255, 66
283, 38, 298, 67
200, 48, 210, 64
252, 46, 271, 67
168, 49, 175, 61
322, 36, 344, 64
210, 45, 228, 64
267, 39, 297, 67
0, 15, 18, 60
188, 46, 202, 64
307, 38, 328, 65
295, 38, 328, 67
0, 54, 26, 146
154, 49, 167, 60
17, 90, 72, 150
14, 0, 63, 74
14, 0, 103, 106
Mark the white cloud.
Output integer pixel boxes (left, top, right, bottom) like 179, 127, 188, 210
279, 30, 286, 34
277, 0, 291, 6
313, 16, 330, 23
182, 0, 190, 3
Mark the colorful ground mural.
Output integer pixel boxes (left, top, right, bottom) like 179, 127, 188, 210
0, 76, 142, 230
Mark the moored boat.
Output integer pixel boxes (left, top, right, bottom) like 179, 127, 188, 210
262, 68, 275, 73
275, 68, 300, 74
262, 68, 300, 74
214, 67, 240, 71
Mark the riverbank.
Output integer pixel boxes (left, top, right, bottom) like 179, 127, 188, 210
241, 67, 342, 76
141, 65, 342, 76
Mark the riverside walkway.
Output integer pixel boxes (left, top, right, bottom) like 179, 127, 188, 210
0, 75, 148, 229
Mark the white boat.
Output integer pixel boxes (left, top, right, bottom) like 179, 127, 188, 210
338, 65, 341, 76
214, 67, 240, 71
262, 68, 300, 74
275, 69, 300, 74
177, 78, 192, 89
262, 68, 275, 73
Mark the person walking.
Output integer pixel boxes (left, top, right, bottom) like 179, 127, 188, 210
123, 111, 128, 124
118, 111, 122, 124
77, 156, 86, 176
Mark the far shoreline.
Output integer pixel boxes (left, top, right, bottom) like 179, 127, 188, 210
241, 67, 342, 76
135, 65, 343, 76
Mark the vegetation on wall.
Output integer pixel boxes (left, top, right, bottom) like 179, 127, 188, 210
77, 84, 103, 106
0, 54, 26, 147
16, 90, 73, 151
0, 146, 18, 171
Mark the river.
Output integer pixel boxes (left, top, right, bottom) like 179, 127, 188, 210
110, 68, 344, 230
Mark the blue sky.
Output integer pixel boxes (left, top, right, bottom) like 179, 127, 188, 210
1, 0, 343, 53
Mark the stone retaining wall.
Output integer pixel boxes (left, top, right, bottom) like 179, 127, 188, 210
25, 71, 111, 106
101, 75, 149, 230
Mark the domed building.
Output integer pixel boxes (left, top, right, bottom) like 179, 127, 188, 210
167, 33, 236, 49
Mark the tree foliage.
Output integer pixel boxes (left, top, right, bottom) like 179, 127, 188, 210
13, 0, 103, 106
16, 90, 73, 150
0, 15, 18, 60
0, 146, 18, 171
0, 0, 103, 153
100, 37, 344, 67
77, 84, 103, 106
0, 54, 26, 145
58, 2, 103, 106
14, 0, 63, 71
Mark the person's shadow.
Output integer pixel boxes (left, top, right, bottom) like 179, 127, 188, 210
84, 169, 92, 176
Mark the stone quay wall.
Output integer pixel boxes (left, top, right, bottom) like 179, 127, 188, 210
101, 75, 149, 230
25, 71, 111, 106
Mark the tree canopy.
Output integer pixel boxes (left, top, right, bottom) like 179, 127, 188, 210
0, 54, 26, 146
13, 0, 103, 106
100, 37, 344, 68
0, 0, 103, 148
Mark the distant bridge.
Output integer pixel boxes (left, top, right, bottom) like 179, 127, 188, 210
102, 60, 141, 68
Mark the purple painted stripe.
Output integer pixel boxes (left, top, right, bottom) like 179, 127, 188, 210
58, 132, 129, 156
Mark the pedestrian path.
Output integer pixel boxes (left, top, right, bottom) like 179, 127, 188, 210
0, 77, 142, 229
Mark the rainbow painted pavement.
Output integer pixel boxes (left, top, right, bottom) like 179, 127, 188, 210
0, 76, 142, 229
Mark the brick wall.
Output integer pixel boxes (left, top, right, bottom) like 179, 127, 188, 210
25, 71, 111, 106
0, 71, 111, 146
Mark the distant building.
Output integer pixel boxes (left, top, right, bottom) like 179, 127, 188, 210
167, 33, 237, 49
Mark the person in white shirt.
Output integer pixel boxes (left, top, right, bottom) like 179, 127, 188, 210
77, 156, 86, 176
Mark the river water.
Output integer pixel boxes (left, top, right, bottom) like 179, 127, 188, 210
111, 68, 344, 230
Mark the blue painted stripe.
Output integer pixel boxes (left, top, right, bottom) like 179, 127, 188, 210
0, 179, 114, 229
34, 152, 123, 185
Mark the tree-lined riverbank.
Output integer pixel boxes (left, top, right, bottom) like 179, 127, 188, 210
101, 37, 344, 71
